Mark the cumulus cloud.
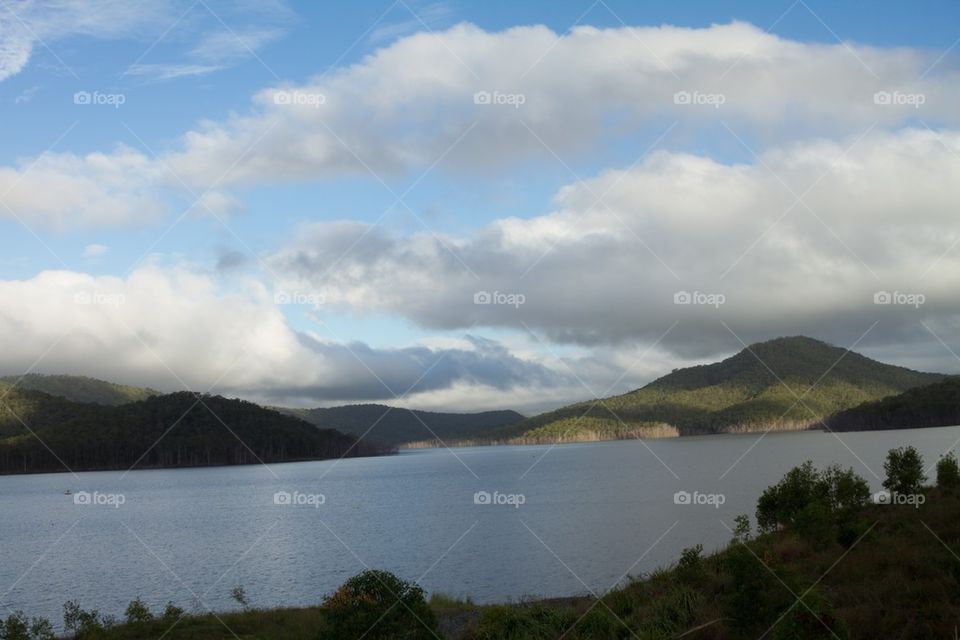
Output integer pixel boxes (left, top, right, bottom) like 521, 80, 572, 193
0, 146, 168, 229
165, 20, 960, 186
0, 265, 574, 410
6, 20, 960, 227
266, 127, 960, 361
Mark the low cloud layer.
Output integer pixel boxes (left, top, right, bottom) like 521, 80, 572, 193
0, 266, 579, 410
268, 128, 960, 359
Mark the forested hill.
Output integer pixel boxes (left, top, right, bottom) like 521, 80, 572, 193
0, 388, 388, 475
279, 404, 524, 447
0, 374, 158, 405
504, 336, 944, 441
826, 376, 960, 431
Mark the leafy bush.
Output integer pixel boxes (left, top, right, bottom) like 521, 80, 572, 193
883, 446, 926, 495
124, 597, 153, 624
756, 462, 869, 538
936, 452, 960, 491
162, 602, 184, 620
322, 570, 438, 640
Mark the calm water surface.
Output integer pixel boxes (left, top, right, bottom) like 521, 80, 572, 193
2, 426, 959, 624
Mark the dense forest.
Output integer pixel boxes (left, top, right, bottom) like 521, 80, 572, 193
0, 387, 389, 475
279, 404, 524, 447
501, 336, 944, 441
826, 376, 960, 431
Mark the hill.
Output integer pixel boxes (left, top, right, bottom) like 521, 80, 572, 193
826, 376, 960, 431
505, 336, 944, 441
0, 374, 158, 405
0, 388, 388, 475
279, 404, 524, 447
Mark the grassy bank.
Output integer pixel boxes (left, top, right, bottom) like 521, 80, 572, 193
6, 448, 958, 639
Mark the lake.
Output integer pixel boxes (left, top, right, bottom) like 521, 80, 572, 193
2, 425, 958, 625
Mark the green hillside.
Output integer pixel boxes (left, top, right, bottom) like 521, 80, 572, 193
280, 404, 524, 447
0, 374, 158, 405
0, 388, 388, 475
826, 376, 960, 431
507, 336, 944, 440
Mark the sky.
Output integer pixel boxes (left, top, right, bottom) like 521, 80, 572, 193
1, 0, 960, 414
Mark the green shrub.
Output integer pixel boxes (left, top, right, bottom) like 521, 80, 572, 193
883, 446, 926, 496
936, 452, 960, 491
124, 597, 153, 624
322, 570, 438, 640
162, 602, 184, 620
757, 462, 868, 542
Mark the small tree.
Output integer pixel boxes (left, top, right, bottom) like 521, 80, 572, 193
883, 447, 926, 496
124, 597, 153, 624
937, 452, 960, 491
323, 570, 438, 640
731, 514, 752, 544
62, 601, 105, 639
1, 611, 55, 640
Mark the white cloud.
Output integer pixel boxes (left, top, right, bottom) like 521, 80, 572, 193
82, 244, 109, 259
0, 146, 167, 229
4, 20, 960, 227
0, 265, 573, 410
266, 128, 960, 361
0, 0, 183, 82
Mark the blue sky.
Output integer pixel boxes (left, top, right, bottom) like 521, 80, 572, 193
1, 0, 960, 411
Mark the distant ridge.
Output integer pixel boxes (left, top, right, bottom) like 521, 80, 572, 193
278, 404, 524, 447
0, 374, 158, 406
0, 388, 388, 475
826, 376, 960, 431
501, 336, 945, 442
